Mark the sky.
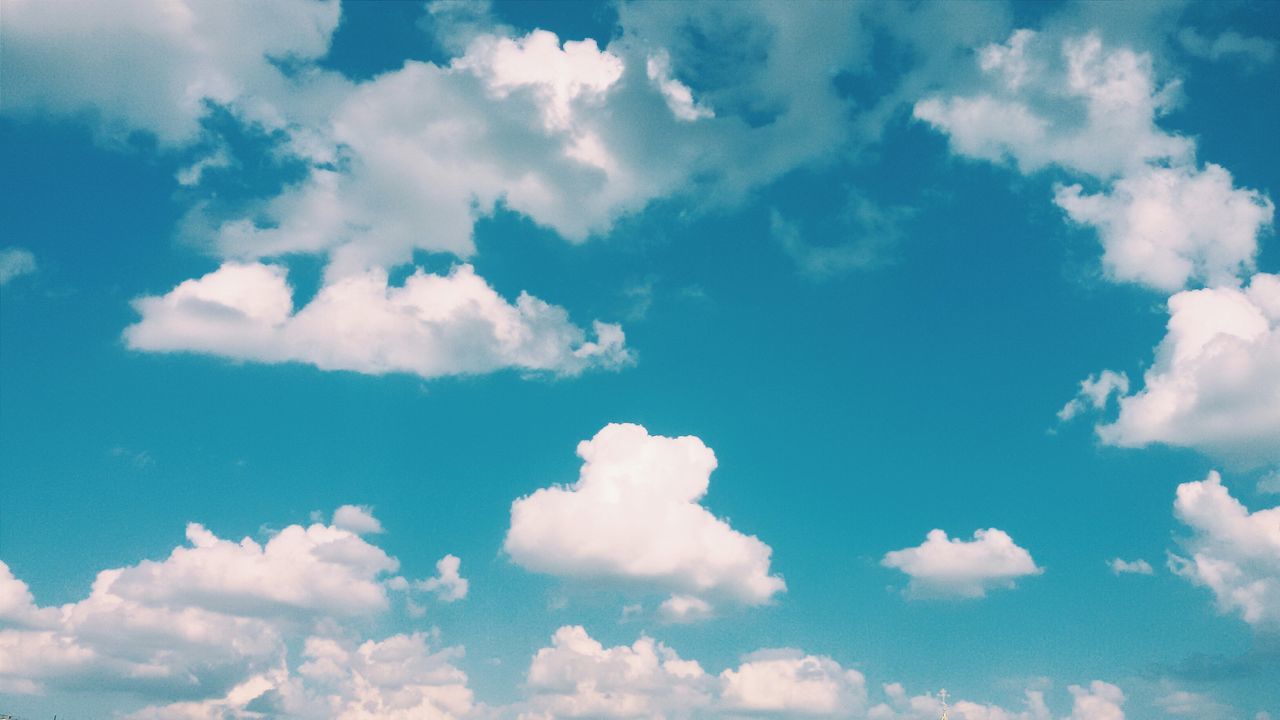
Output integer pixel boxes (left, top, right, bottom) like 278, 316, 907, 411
0, 1, 1278, 719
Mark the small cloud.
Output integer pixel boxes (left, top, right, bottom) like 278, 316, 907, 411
416, 554, 468, 602
1178, 28, 1277, 67
882, 528, 1043, 599
1108, 558, 1154, 575
0, 247, 37, 286
659, 594, 714, 624
1057, 369, 1129, 422
331, 505, 383, 534
1256, 469, 1280, 495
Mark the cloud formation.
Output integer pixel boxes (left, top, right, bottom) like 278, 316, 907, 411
0, 508, 473, 717
1088, 273, 1280, 466
1170, 471, 1280, 627
505, 423, 785, 618
124, 262, 630, 380
881, 528, 1043, 598
917, 30, 1273, 292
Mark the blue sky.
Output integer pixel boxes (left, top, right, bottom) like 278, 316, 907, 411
1, 1, 1278, 719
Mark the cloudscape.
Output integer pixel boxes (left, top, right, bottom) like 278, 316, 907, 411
1, 1, 1277, 718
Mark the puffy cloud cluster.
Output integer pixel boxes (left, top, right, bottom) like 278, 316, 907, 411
504, 423, 785, 618
3, 1, 1004, 379
520, 626, 865, 719
869, 683, 1051, 720
1090, 273, 1280, 466
881, 528, 1043, 598
124, 262, 630, 380
1170, 471, 1280, 627
917, 30, 1273, 292
1055, 164, 1272, 293
521, 625, 712, 718
0, 508, 472, 717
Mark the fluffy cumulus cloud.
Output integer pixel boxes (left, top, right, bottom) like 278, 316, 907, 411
719, 649, 867, 717
1064, 681, 1126, 720
504, 423, 785, 617
881, 528, 1043, 598
1084, 273, 1280, 466
520, 625, 712, 718
916, 30, 1273, 292
1055, 164, 1273, 292
0, 508, 473, 717
1169, 471, 1280, 627
520, 626, 869, 719
124, 262, 630, 380
0, 247, 37, 286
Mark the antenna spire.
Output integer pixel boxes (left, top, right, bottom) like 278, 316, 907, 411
939, 689, 950, 720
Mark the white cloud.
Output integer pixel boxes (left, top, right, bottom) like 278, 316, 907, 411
719, 649, 867, 717
1054, 164, 1272, 292
504, 423, 785, 616
0, 510, 473, 718
0, 0, 342, 145
1093, 273, 1280, 466
915, 32, 1190, 179
1064, 681, 1125, 720
124, 262, 630, 380
881, 528, 1043, 598
916, 30, 1272, 292
1057, 370, 1129, 422
520, 627, 870, 719
0, 247, 37, 286
418, 555, 469, 603
658, 595, 713, 625
1169, 470, 1280, 627
332, 504, 384, 535
131, 632, 473, 720
521, 625, 712, 719
1107, 558, 1153, 576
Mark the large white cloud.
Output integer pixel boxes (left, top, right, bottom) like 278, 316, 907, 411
916, 30, 1272, 292
124, 261, 630, 380
1088, 273, 1280, 466
504, 423, 785, 616
881, 528, 1043, 598
0, 508, 472, 716
1170, 471, 1280, 627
